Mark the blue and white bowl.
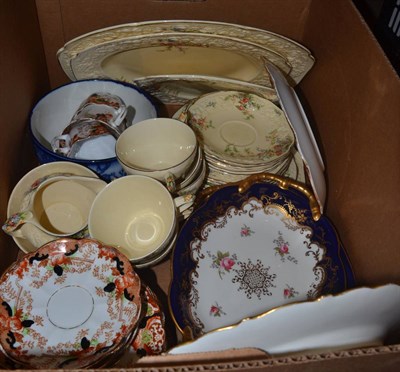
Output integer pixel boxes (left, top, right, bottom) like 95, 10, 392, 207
30, 79, 158, 182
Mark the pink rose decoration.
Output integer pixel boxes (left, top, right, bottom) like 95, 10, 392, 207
280, 244, 289, 254
283, 288, 291, 298
220, 257, 235, 271
210, 306, 219, 315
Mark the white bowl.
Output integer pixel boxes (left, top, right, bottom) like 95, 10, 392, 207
88, 175, 177, 263
116, 118, 197, 186
30, 79, 157, 181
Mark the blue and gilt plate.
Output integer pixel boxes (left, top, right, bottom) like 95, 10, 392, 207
169, 174, 355, 339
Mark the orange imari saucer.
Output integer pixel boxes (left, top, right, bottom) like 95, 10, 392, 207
0, 238, 142, 369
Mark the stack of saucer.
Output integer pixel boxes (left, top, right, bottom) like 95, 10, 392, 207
0, 238, 143, 369
174, 91, 299, 187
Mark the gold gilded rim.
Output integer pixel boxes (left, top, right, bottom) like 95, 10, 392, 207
197, 172, 321, 221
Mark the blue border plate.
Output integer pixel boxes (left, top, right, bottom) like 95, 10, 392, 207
169, 178, 355, 339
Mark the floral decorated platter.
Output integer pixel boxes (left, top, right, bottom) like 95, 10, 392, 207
59, 32, 290, 88
0, 238, 142, 369
57, 20, 315, 86
169, 174, 355, 338
169, 284, 400, 356
182, 91, 295, 165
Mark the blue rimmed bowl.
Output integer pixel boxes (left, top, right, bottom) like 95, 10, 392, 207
30, 79, 158, 182
169, 173, 356, 339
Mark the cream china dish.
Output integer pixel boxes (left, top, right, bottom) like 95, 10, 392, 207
173, 102, 305, 186
0, 238, 142, 369
169, 284, 400, 356
169, 174, 355, 338
62, 32, 290, 88
6, 162, 101, 253
57, 20, 315, 86
182, 91, 295, 165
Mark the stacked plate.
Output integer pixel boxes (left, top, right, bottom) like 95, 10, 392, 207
0, 238, 143, 369
174, 90, 301, 187
56, 20, 315, 105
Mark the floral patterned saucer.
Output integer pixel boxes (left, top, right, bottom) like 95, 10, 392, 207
182, 91, 295, 166
0, 238, 142, 369
169, 174, 355, 339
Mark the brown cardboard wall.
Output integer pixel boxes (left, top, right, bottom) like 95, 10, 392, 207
0, 0, 50, 274
299, 0, 400, 286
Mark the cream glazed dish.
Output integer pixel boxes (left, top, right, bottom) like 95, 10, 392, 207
169, 174, 355, 338
57, 20, 315, 85
5, 162, 103, 253
181, 91, 295, 166
169, 284, 400, 356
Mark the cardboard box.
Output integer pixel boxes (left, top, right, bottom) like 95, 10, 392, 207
1, 0, 400, 370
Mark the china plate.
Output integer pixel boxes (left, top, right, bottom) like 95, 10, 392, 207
132, 74, 278, 105
266, 62, 326, 213
169, 175, 355, 338
62, 32, 290, 88
131, 285, 167, 357
57, 20, 314, 85
183, 91, 295, 165
169, 284, 400, 356
0, 238, 142, 369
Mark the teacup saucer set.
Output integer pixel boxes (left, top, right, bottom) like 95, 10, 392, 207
2, 20, 400, 369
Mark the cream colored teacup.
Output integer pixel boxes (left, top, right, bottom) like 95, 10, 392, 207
3, 175, 107, 241
116, 118, 198, 192
88, 175, 194, 264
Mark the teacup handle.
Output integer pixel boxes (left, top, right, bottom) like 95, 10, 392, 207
164, 172, 177, 193
51, 134, 72, 155
2, 211, 34, 235
173, 194, 195, 220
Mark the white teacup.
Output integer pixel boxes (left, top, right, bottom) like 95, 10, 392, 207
88, 175, 194, 264
116, 118, 197, 192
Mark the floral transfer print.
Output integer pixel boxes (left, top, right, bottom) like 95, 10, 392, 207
0, 301, 37, 350
209, 302, 226, 317
264, 129, 293, 157
224, 93, 262, 120
2, 212, 30, 234
240, 224, 255, 237
207, 250, 237, 279
283, 285, 299, 299
232, 259, 276, 299
189, 114, 215, 131
131, 285, 166, 357
158, 41, 188, 53
273, 231, 298, 264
